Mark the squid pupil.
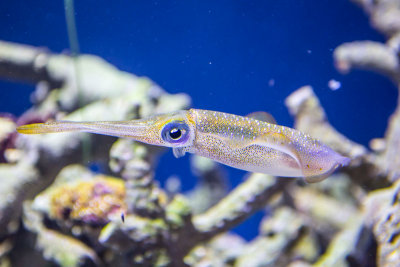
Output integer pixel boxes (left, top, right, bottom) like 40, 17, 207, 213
169, 128, 182, 139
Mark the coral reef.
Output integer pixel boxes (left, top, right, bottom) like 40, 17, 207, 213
0, 0, 400, 266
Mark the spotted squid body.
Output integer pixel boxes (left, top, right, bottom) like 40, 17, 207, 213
17, 109, 350, 183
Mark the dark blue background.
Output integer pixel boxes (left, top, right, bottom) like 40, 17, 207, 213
0, 0, 397, 240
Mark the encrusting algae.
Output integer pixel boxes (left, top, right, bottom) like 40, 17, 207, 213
48, 176, 126, 225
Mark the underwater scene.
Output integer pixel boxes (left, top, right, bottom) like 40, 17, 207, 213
0, 0, 399, 266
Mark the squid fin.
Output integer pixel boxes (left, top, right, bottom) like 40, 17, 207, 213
222, 131, 304, 174
304, 163, 340, 183
256, 132, 303, 172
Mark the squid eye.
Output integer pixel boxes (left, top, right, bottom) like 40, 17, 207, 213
169, 128, 182, 140
161, 121, 190, 144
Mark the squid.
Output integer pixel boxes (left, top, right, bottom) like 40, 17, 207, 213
17, 109, 350, 183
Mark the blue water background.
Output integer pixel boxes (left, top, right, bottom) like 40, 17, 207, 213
0, 0, 397, 240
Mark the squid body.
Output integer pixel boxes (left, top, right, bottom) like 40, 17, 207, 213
17, 109, 350, 183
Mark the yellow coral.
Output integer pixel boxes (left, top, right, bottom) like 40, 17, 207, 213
49, 176, 126, 225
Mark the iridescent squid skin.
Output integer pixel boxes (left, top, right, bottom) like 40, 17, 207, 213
17, 109, 350, 183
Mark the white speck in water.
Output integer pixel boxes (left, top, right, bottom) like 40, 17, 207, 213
268, 79, 275, 87
328, 79, 341, 91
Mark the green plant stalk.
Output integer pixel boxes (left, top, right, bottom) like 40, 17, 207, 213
64, 0, 91, 164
